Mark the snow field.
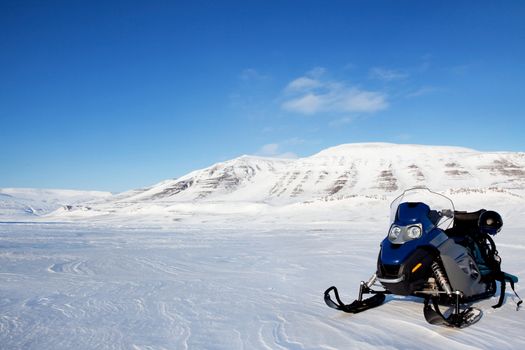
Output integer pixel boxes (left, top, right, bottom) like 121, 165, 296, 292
0, 218, 524, 350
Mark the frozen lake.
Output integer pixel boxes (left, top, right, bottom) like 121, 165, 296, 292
1, 221, 524, 349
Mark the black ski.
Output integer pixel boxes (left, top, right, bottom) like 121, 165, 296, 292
423, 298, 482, 328
324, 286, 386, 313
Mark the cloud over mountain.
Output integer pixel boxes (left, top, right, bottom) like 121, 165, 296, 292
282, 69, 388, 115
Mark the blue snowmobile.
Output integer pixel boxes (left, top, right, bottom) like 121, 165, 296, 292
324, 188, 521, 328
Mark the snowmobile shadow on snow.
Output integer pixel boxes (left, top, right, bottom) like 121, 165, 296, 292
324, 187, 521, 328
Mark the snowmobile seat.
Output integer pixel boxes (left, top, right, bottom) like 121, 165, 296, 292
445, 209, 486, 241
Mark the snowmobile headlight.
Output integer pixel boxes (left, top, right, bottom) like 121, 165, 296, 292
407, 225, 422, 239
388, 226, 402, 240
388, 224, 423, 244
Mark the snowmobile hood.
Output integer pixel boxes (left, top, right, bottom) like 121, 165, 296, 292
395, 202, 434, 229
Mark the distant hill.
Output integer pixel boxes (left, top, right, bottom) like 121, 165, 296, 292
34, 143, 524, 221
0, 188, 112, 220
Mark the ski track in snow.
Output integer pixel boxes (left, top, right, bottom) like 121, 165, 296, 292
0, 222, 524, 349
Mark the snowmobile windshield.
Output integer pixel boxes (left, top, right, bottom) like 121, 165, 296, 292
389, 187, 455, 231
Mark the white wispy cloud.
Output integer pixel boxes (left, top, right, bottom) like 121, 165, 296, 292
285, 77, 322, 93
239, 68, 269, 81
336, 88, 387, 112
283, 137, 305, 146
259, 143, 279, 155
369, 67, 408, 81
405, 86, 439, 98
256, 141, 299, 159
328, 116, 356, 127
281, 70, 388, 115
282, 93, 323, 114
306, 66, 326, 78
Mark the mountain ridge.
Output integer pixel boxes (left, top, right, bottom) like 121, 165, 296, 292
56, 143, 525, 217
2, 143, 525, 220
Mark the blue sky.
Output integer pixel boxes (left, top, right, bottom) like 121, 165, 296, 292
1, 1, 524, 192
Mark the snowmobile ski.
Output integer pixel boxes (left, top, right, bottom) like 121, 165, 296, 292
423, 298, 482, 328
324, 286, 385, 313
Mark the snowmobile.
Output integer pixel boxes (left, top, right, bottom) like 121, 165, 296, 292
324, 187, 521, 328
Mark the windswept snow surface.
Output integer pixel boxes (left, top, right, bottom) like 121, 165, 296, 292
1, 209, 524, 350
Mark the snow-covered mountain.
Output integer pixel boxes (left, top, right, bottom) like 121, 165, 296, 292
48, 143, 525, 221
0, 188, 112, 220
